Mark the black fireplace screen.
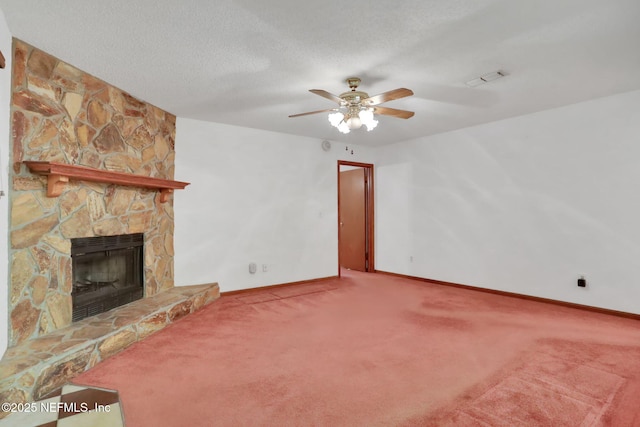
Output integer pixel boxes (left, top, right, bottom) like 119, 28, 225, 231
71, 233, 144, 322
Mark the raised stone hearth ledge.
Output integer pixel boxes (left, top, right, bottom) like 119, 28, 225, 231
0, 283, 219, 413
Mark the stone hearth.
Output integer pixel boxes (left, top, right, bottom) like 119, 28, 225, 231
0, 283, 219, 412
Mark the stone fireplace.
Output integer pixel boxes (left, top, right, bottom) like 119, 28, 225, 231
8, 38, 178, 346
1, 38, 219, 410
71, 233, 144, 322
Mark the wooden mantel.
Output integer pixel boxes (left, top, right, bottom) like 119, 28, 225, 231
24, 161, 190, 203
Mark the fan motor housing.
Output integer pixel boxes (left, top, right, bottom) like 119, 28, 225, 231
339, 90, 369, 105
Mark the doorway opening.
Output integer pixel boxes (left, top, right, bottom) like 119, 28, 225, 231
338, 161, 374, 276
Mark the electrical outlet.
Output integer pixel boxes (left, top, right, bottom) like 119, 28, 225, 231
577, 275, 586, 287
262, 264, 268, 272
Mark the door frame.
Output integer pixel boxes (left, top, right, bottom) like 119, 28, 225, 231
337, 160, 375, 276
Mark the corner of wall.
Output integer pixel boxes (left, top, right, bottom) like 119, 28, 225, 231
0, 8, 13, 357
173, 117, 377, 291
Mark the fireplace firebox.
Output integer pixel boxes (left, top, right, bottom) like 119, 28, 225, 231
71, 233, 144, 322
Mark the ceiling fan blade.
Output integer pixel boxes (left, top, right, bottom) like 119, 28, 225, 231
364, 88, 414, 106
289, 108, 335, 118
309, 89, 344, 105
374, 106, 415, 119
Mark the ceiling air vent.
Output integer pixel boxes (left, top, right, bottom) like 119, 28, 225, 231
466, 71, 505, 87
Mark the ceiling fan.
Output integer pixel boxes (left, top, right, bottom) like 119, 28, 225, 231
289, 77, 414, 134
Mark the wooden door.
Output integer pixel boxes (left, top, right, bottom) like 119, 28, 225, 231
339, 168, 366, 271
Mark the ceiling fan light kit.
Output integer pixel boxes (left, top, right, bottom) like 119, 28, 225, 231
289, 77, 414, 134
328, 107, 378, 134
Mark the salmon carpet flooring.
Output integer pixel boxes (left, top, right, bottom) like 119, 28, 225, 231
74, 271, 640, 426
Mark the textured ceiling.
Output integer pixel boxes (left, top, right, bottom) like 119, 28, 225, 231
1, 0, 639, 146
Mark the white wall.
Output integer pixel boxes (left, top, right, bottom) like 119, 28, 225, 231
0, 9, 12, 356
376, 89, 640, 314
174, 118, 375, 292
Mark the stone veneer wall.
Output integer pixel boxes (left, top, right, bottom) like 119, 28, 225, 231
8, 39, 177, 347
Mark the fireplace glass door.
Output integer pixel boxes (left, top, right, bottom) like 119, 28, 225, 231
71, 233, 144, 321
